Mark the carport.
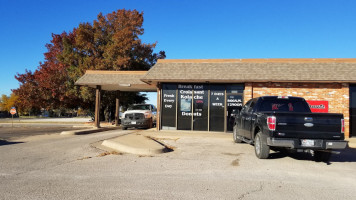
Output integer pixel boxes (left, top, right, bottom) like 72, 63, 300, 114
75, 70, 157, 128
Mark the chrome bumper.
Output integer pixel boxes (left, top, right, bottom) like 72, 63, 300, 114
267, 138, 348, 149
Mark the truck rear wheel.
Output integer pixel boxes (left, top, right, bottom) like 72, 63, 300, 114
233, 124, 243, 143
254, 131, 270, 159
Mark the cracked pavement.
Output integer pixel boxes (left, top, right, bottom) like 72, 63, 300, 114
1, 129, 356, 200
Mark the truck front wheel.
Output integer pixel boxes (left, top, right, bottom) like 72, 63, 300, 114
233, 124, 243, 143
254, 131, 270, 159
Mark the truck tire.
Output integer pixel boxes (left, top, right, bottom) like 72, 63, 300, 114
233, 124, 243, 143
314, 151, 332, 162
122, 126, 127, 130
254, 131, 270, 159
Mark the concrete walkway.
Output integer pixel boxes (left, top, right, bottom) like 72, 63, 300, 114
101, 133, 166, 155
100, 130, 233, 155
99, 129, 356, 155
347, 137, 356, 148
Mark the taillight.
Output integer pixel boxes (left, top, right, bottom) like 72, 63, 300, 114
341, 119, 345, 133
267, 116, 276, 131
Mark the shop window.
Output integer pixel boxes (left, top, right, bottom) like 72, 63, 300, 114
210, 85, 225, 132
161, 84, 177, 130
177, 84, 193, 130
193, 84, 209, 131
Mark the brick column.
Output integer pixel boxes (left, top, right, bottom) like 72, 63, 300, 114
244, 83, 253, 104
341, 83, 350, 138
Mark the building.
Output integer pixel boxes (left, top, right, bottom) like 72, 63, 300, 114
76, 58, 356, 138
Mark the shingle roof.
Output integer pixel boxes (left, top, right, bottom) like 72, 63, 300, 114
75, 70, 155, 91
141, 59, 356, 84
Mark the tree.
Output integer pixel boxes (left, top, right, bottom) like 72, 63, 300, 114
0, 93, 19, 112
14, 9, 165, 115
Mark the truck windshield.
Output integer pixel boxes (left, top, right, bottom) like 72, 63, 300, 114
259, 100, 311, 112
128, 105, 150, 110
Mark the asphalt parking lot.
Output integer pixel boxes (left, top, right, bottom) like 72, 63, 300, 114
0, 126, 87, 141
1, 128, 356, 200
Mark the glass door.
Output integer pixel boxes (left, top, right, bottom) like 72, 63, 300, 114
209, 85, 225, 132
226, 94, 243, 132
226, 84, 244, 132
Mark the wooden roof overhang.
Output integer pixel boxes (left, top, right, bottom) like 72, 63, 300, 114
75, 70, 156, 92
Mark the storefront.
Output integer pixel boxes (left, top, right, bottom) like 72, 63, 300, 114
76, 58, 356, 138
160, 83, 244, 132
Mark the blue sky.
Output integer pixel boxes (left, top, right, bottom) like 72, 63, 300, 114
1, 0, 356, 105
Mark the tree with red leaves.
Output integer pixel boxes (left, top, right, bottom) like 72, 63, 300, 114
13, 9, 165, 115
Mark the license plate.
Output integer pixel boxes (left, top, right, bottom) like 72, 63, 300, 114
131, 121, 136, 125
301, 139, 314, 147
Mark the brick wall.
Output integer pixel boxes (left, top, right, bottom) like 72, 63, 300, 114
244, 82, 350, 138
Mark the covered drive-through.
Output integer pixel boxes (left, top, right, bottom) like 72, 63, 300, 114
75, 70, 156, 128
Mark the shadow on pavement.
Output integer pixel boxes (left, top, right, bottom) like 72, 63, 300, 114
268, 147, 356, 165
0, 139, 24, 146
331, 147, 356, 163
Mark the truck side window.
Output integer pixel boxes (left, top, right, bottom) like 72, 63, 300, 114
241, 100, 252, 113
248, 100, 257, 113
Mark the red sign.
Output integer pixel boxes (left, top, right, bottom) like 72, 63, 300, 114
10, 108, 16, 115
306, 100, 329, 113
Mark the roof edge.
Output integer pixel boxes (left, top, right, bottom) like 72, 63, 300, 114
85, 70, 148, 75
157, 58, 356, 63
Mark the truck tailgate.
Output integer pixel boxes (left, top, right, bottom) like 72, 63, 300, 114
272, 112, 344, 139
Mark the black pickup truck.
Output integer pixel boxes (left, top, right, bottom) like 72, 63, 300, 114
233, 96, 348, 160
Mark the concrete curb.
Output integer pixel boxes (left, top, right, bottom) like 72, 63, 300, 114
347, 138, 356, 148
101, 134, 166, 155
60, 126, 121, 135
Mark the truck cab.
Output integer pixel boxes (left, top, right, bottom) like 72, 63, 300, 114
121, 104, 157, 130
233, 96, 347, 161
